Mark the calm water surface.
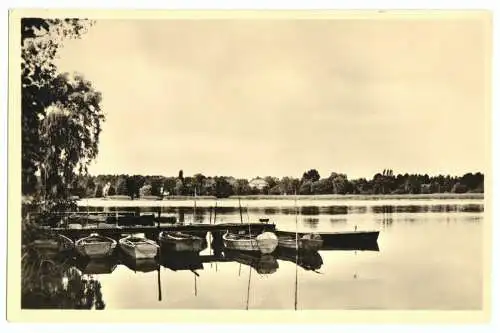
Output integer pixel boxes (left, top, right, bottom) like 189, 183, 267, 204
22, 198, 484, 310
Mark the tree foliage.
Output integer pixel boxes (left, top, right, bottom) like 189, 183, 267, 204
46, 170, 485, 199
21, 18, 104, 203
302, 169, 320, 182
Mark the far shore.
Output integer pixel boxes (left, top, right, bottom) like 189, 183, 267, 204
79, 192, 484, 202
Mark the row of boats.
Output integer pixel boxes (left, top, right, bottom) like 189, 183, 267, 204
30, 229, 325, 260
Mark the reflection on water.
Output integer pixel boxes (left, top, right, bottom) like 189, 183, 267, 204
81, 203, 483, 216
22, 199, 484, 310
303, 217, 320, 229
21, 250, 106, 309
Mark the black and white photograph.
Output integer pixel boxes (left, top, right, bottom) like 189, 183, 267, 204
7, 8, 492, 321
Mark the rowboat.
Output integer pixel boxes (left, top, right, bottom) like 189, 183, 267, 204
158, 231, 207, 252
278, 233, 323, 251
222, 231, 278, 254
30, 234, 74, 257
119, 234, 159, 259
276, 230, 379, 248
75, 233, 117, 258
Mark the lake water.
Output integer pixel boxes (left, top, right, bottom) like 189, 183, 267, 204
22, 198, 484, 310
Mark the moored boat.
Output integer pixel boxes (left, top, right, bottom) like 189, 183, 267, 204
222, 231, 278, 254
75, 233, 117, 258
276, 230, 379, 248
30, 234, 74, 257
158, 231, 207, 252
119, 234, 159, 259
278, 233, 323, 252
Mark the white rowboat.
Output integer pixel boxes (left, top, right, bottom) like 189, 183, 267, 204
222, 231, 278, 254
119, 235, 159, 259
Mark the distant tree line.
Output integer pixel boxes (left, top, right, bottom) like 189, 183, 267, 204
35, 168, 484, 199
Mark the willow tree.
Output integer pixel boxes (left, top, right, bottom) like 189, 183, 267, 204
21, 18, 105, 206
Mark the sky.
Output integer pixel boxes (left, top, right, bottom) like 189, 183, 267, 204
55, 15, 490, 179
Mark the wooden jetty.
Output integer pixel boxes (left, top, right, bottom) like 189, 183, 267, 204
49, 222, 276, 241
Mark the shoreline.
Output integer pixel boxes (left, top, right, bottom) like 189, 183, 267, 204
82, 193, 484, 201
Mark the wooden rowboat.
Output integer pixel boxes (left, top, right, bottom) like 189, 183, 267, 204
30, 234, 74, 257
278, 233, 323, 252
276, 230, 379, 248
119, 235, 159, 259
158, 231, 207, 252
75, 233, 117, 259
222, 231, 278, 254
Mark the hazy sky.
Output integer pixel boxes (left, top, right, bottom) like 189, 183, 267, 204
55, 16, 490, 179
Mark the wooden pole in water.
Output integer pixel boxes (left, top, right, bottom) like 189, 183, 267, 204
246, 204, 252, 236
157, 266, 162, 301
245, 266, 252, 310
238, 198, 243, 224
213, 201, 218, 225
294, 190, 299, 311
193, 188, 197, 224
194, 273, 197, 296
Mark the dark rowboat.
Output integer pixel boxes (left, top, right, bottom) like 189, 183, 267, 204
276, 230, 379, 248
29, 234, 74, 257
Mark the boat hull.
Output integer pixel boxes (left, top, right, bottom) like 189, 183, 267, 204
276, 230, 379, 248
223, 231, 278, 254
159, 232, 207, 252
30, 234, 74, 257
119, 237, 159, 259
278, 235, 323, 252
75, 234, 117, 259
